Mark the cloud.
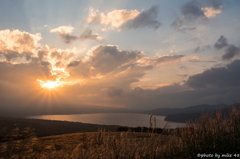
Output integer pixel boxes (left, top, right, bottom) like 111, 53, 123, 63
194, 46, 200, 53
67, 60, 80, 67
172, 0, 222, 32
37, 49, 48, 61
201, 6, 222, 18
50, 26, 78, 43
50, 26, 102, 43
214, 35, 228, 49
87, 5, 161, 31
194, 45, 211, 53
87, 7, 140, 30
153, 55, 184, 64
3, 28, 238, 111
181, 0, 222, 20
138, 55, 185, 65
55, 61, 65, 68
186, 59, 240, 88
0, 29, 41, 60
222, 45, 240, 60
0, 60, 52, 85
50, 49, 74, 61
213, 35, 239, 60
40, 61, 51, 67
119, 5, 161, 31
50, 26, 74, 35
201, 0, 222, 18
88, 45, 144, 74
79, 29, 102, 40
181, 0, 206, 21
171, 18, 196, 32
107, 86, 123, 97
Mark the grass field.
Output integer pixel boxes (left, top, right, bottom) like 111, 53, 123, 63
1, 103, 240, 158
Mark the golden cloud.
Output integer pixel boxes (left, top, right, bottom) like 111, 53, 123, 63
87, 7, 140, 30
50, 25, 74, 35
0, 29, 41, 54
201, 6, 222, 18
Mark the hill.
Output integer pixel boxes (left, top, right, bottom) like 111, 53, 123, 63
144, 103, 235, 123
0, 117, 119, 137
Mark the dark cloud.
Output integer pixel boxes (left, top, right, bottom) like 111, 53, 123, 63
55, 61, 65, 68
37, 50, 48, 60
40, 61, 51, 67
214, 36, 239, 60
204, 45, 211, 49
65, 60, 91, 78
60, 29, 101, 43
154, 55, 184, 64
178, 74, 188, 77
2, 51, 19, 61
67, 60, 80, 67
89, 45, 144, 74
25, 53, 32, 61
140, 55, 185, 66
59, 34, 78, 44
51, 51, 62, 60
172, 0, 222, 32
107, 86, 123, 97
1, 51, 33, 61
51, 50, 74, 61
120, 5, 161, 30
171, 1, 207, 32
214, 35, 228, 49
52, 27, 101, 44
202, 0, 222, 9
171, 18, 196, 32
194, 46, 200, 53
79, 29, 101, 40
222, 45, 240, 60
181, 0, 206, 20
186, 59, 240, 88
194, 45, 211, 53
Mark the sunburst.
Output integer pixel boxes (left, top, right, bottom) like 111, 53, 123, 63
37, 80, 60, 89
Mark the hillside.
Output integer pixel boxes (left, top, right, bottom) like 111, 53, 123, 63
164, 103, 236, 122
143, 103, 234, 123
0, 117, 119, 137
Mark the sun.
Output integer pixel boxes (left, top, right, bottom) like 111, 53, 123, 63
42, 81, 59, 88
37, 80, 60, 89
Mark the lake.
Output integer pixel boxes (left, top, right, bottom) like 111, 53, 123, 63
27, 113, 185, 128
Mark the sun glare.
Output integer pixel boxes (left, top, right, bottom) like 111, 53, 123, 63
37, 80, 60, 89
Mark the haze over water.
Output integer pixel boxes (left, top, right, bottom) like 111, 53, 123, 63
27, 113, 185, 128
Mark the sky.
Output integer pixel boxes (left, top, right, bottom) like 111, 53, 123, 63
0, 0, 240, 115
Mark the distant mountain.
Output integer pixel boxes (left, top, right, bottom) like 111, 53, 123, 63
144, 103, 237, 123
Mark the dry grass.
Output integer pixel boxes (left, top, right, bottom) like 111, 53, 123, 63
1, 103, 240, 158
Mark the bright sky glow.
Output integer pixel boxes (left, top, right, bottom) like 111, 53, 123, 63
38, 80, 60, 89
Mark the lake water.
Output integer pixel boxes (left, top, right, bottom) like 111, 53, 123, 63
27, 113, 185, 128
